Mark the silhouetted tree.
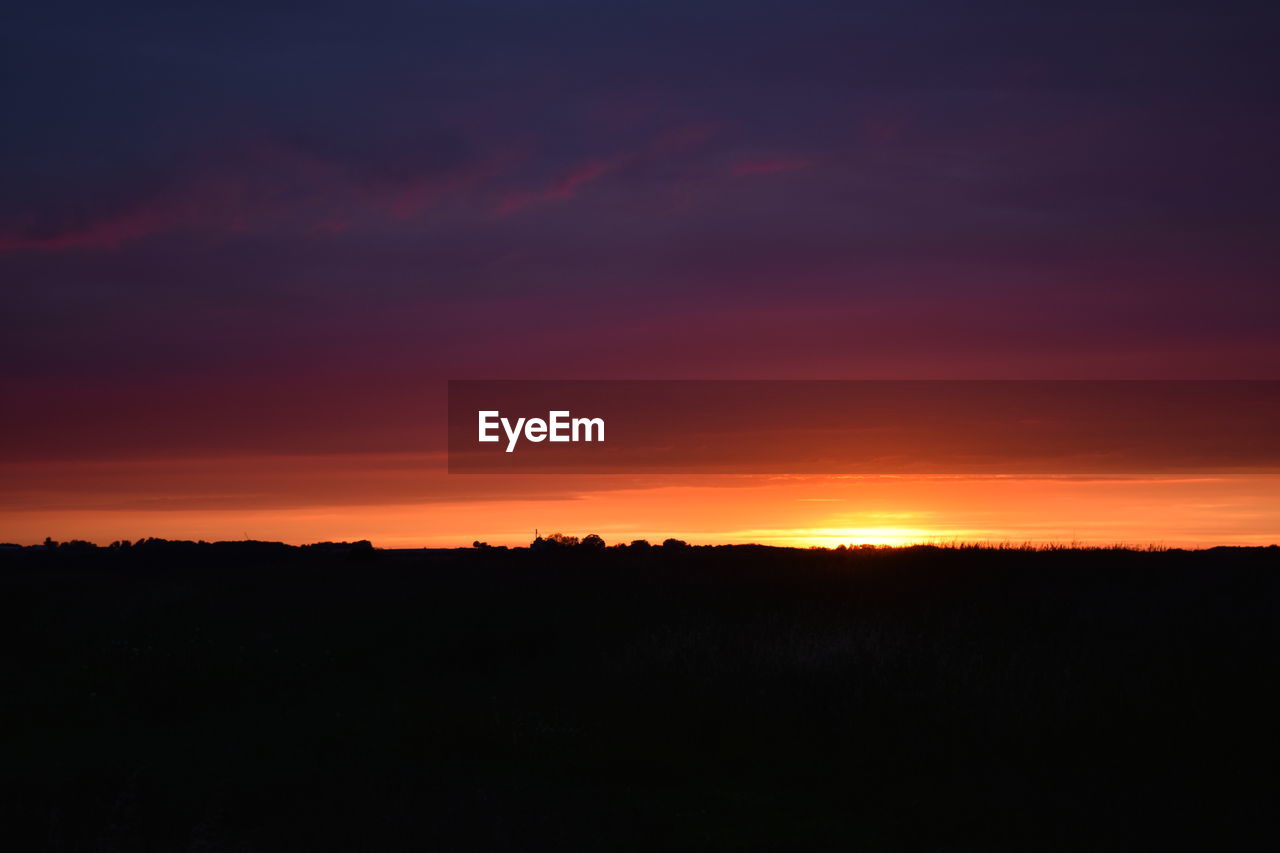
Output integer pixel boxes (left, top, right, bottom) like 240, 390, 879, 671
661, 538, 688, 549
580, 534, 606, 550
347, 540, 375, 561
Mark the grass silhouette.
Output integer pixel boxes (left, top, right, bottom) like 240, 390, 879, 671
3, 540, 1278, 849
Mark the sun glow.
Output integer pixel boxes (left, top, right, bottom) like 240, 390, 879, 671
793, 527, 968, 547
724, 522, 1018, 548
3, 461, 1278, 549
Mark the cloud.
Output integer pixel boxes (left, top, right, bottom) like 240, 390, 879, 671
496, 157, 615, 216
0, 207, 175, 252
0, 139, 506, 252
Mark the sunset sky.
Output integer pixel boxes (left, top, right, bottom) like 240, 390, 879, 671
3, 2, 1278, 547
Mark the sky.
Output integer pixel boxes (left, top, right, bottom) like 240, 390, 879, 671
3, 1, 1278, 546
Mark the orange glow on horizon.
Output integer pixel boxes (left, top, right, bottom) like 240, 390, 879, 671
2, 456, 1277, 549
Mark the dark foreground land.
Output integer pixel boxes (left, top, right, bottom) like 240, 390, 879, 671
3, 541, 1279, 850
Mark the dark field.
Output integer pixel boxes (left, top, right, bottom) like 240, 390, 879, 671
4, 542, 1279, 850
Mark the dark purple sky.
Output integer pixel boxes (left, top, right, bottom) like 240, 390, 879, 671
4, 1, 1279, 462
